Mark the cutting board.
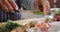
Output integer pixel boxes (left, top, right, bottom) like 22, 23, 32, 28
0, 18, 45, 26
0, 18, 42, 32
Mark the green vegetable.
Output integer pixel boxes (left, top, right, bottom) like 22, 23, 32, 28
0, 20, 22, 32
55, 9, 60, 16
33, 11, 43, 15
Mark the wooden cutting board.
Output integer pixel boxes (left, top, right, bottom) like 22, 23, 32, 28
0, 18, 43, 32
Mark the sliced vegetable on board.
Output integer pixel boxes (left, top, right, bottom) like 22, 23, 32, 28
0, 20, 22, 32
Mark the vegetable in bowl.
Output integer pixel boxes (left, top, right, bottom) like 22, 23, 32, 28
54, 9, 60, 21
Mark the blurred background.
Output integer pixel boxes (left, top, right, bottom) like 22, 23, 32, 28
48, 0, 60, 8
15, 0, 60, 10
15, 0, 60, 19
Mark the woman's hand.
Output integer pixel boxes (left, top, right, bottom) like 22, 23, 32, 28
0, 0, 18, 12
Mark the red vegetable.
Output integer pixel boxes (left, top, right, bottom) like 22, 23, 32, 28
56, 15, 60, 21
36, 22, 50, 31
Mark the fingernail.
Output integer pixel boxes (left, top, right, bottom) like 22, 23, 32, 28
15, 7, 18, 10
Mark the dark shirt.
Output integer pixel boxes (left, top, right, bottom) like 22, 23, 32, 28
16, 0, 23, 9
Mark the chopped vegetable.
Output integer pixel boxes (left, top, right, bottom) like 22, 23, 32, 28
0, 20, 22, 32
36, 22, 50, 31
33, 11, 43, 15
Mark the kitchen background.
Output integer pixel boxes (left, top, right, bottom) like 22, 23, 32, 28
14, 0, 60, 19
15, 0, 60, 11
48, 0, 60, 8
